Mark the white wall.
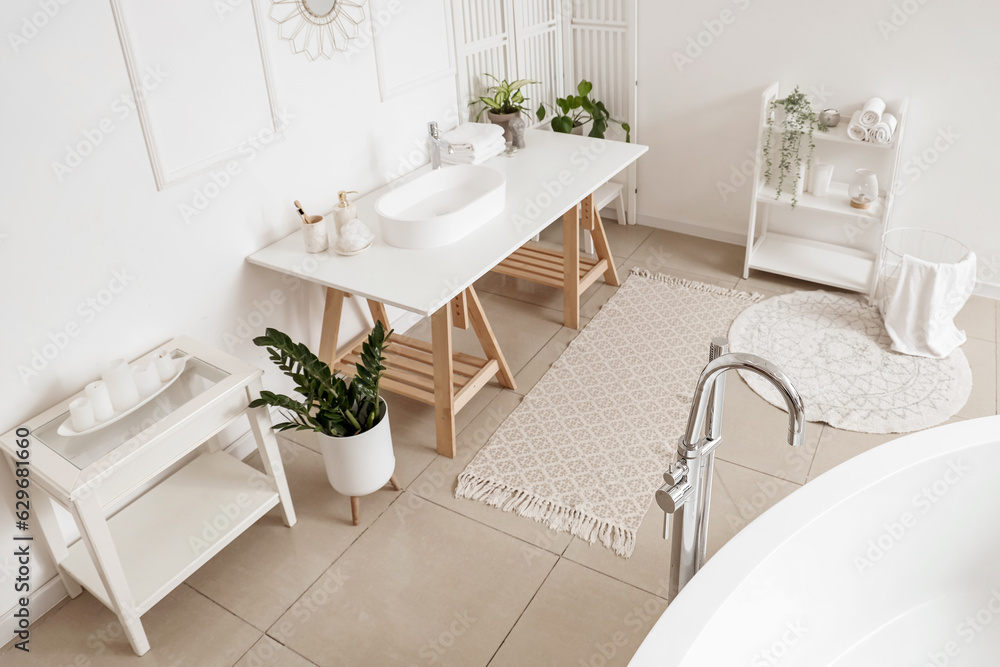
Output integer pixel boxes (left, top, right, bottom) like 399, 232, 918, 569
0, 0, 456, 625
637, 0, 1000, 288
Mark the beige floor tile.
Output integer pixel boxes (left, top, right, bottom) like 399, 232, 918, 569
488, 559, 666, 667
807, 416, 966, 482
706, 459, 800, 557
807, 427, 902, 482
562, 458, 798, 597
406, 291, 564, 377
513, 322, 588, 396
581, 283, 619, 319
955, 294, 997, 342
409, 391, 574, 555
187, 441, 400, 631
269, 495, 556, 667
0, 585, 260, 666
956, 338, 997, 419
235, 636, 317, 667
713, 378, 822, 485
561, 497, 674, 600
628, 229, 744, 283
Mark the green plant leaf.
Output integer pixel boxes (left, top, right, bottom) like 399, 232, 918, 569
589, 116, 608, 139
536, 104, 546, 121
551, 116, 574, 133
577, 79, 593, 97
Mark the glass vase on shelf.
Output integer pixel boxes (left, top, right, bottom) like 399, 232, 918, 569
849, 169, 878, 210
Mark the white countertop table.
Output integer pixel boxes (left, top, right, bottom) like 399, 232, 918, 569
247, 129, 647, 457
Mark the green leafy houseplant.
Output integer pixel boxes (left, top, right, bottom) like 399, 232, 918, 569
471, 74, 538, 121
536, 79, 632, 142
249, 322, 392, 437
762, 86, 827, 207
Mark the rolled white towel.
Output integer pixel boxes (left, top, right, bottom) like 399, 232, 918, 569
870, 112, 898, 145
859, 97, 886, 128
847, 110, 869, 142
442, 136, 506, 165
442, 123, 505, 153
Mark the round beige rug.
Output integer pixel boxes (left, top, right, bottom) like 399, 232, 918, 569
728, 290, 972, 434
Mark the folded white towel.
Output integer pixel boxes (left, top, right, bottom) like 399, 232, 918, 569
870, 112, 898, 145
859, 97, 886, 128
441, 136, 505, 165
442, 123, 505, 153
847, 110, 869, 142
882, 251, 977, 358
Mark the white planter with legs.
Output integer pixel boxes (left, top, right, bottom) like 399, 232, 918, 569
315, 399, 397, 523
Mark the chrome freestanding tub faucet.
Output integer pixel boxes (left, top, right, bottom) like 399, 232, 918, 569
657, 337, 806, 599
427, 122, 453, 169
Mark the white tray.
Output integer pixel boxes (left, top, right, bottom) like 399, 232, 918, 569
57, 356, 191, 437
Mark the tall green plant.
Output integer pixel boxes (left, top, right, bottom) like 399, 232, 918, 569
762, 86, 827, 208
249, 322, 392, 437
536, 79, 631, 142
471, 74, 538, 121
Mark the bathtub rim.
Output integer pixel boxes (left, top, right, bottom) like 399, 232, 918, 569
630, 415, 1000, 666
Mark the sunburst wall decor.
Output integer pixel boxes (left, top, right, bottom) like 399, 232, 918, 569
269, 0, 368, 60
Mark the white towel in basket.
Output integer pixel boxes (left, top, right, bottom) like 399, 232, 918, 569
882, 251, 977, 358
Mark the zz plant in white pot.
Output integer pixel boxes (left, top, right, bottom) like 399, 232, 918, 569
249, 321, 398, 525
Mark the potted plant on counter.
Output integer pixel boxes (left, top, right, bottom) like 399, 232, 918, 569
471, 74, 538, 142
249, 321, 398, 526
536, 79, 632, 142
762, 85, 827, 207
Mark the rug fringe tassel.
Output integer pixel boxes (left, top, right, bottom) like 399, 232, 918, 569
456, 474, 637, 558
630, 267, 763, 303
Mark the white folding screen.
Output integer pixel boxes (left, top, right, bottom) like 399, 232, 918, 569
511, 0, 562, 123
566, 0, 638, 222
451, 0, 562, 125
451, 0, 637, 221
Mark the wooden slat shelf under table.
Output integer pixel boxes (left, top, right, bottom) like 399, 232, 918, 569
335, 333, 500, 414
490, 191, 620, 329
494, 243, 609, 291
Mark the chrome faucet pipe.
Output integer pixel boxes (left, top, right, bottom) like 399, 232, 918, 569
427, 122, 453, 170
682, 352, 806, 451
662, 341, 806, 599
694, 337, 728, 570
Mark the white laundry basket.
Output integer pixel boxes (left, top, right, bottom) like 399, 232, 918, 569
875, 227, 971, 317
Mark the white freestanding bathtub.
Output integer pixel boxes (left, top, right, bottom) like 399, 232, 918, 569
631, 416, 1000, 666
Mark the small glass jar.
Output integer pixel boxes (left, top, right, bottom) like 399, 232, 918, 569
849, 169, 878, 209
302, 215, 328, 253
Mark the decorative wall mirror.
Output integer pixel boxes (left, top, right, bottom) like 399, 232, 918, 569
269, 0, 368, 60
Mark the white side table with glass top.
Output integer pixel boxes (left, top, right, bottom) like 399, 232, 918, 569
0, 336, 296, 656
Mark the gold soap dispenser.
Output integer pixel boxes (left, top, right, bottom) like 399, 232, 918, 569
332, 190, 358, 237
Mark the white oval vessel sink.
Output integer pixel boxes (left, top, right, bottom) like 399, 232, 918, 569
375, 165, 506, 249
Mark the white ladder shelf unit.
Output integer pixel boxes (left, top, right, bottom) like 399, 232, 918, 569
743, 82, 909, 295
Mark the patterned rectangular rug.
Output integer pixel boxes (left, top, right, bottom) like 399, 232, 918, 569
455, 270, 762, 557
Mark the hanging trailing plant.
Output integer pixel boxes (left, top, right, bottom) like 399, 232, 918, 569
762, 86, 827, 208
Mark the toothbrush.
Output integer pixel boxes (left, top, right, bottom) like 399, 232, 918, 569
293, 200, 310, 224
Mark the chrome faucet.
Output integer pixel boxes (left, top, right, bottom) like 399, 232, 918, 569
657, 337, 805, 599
427, 122, 453, 170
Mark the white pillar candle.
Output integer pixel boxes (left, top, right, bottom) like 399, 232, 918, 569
85, 381, 115, 421
69, 397, 96, 432
809, 163, 835, 198
101, 359, 140, 411
133, 362, 162, 397
154, 351, 177, 382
